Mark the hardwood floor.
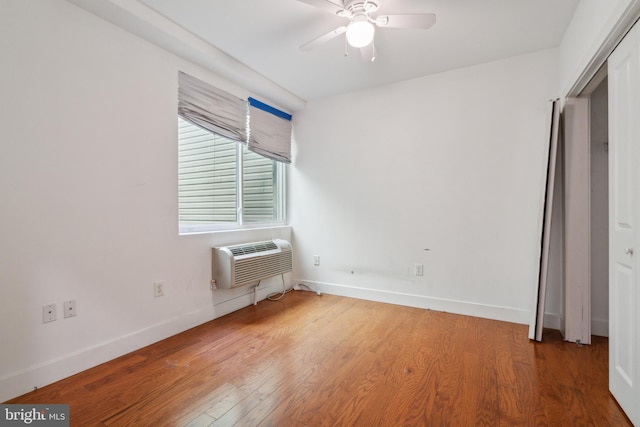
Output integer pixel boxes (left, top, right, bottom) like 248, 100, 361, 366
7, 292, 631, 426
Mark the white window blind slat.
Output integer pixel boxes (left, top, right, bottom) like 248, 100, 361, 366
178, 118, 280, 227
242, 146, 277, 223
178, 118, 238, 224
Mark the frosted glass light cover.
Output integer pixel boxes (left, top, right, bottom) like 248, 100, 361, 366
346, 20, 375, 48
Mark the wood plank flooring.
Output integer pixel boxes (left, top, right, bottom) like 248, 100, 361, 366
6, 292, 631, 426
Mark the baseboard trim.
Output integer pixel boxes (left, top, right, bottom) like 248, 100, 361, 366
0, 284, 280, 402
591, 317, 609, 337
543, 312, 562, 331
297, 280, 530, 325
541, 313, 608, 337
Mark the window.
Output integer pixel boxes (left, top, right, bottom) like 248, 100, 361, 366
178, 117, 284, 233
176, 72, 291, 233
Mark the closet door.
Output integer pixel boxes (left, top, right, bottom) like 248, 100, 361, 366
563, 97, 591, 344
608, 20, 640, 426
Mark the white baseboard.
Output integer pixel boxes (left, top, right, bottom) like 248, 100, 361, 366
297, 280, 530, 325
0, 284, 280, 402
543, 312, 562, 330
542, 313, 608, 337
591, 317, 609, 337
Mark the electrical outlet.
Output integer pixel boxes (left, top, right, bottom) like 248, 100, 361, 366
64, 300, 77, 318
313, 255, 320, 266
43, 304, 57, 323
154, 281, 164, 297
415, 264, 424, 276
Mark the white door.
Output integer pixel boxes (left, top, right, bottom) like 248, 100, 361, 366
529, 99, 560, 342
608, 20, 640, 426
563, 97, 591, 345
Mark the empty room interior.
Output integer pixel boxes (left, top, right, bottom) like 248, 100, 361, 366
2, 0, 640, 425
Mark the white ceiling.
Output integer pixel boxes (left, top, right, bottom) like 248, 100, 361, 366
135, 0, 579, 101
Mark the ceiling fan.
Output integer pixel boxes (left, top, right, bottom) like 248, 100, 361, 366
298, 0, 436, 61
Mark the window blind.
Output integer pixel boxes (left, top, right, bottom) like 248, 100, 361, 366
178, 118, 238, 224
178, 118, 279, 227
178, 71, 247, 143
243, 148, 277, 223
248, 97, 292, 163
177, 73, 284, 230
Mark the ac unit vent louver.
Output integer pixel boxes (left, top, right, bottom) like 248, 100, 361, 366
229, 241, 278, 257
212, 239, 292, 289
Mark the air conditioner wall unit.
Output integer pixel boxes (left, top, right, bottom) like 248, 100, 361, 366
212, 239, 292, 289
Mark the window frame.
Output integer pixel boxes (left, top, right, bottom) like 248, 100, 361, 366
178, 119, 286, 235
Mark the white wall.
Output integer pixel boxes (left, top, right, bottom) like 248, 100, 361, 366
290, 49, 559, 323
5, 0, 619, 403
0, 0, 290, 401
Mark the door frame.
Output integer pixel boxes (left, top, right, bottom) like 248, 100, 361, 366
562, 2, 640, 338
565, 2, 640, 98
565, 7, 640, 425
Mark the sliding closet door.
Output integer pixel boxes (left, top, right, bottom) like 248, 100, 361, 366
608, 20, 640, 426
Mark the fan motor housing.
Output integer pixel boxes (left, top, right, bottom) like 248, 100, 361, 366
344, 0, 379, 14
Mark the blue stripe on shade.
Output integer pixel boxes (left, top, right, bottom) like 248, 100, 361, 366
248, 97, 292, 121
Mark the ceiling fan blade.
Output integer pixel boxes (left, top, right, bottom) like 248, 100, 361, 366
375, 14, 436, 29
300, 26, 347, 51
360, 42, 377, 62
296, 0, 348, 16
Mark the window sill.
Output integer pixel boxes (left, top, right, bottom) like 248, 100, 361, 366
179, 222, 289, 236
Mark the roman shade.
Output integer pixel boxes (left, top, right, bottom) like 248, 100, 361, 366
178, 71, 247, 143
248, 97, 292, 164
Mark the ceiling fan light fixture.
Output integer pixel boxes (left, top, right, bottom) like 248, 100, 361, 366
346, 15, 375, 48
